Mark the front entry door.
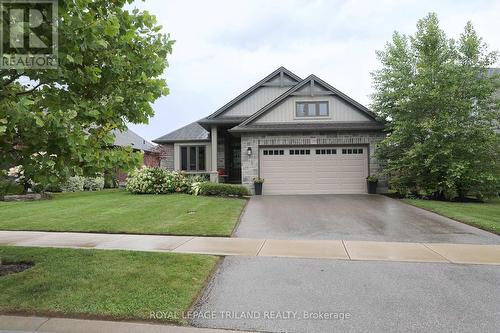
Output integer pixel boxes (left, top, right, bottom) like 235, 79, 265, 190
227, 142, 241, 183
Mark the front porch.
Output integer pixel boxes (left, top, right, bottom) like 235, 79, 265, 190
211, 126, 242, 184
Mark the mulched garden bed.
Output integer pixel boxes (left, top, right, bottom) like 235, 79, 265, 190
0, 262, 34, 276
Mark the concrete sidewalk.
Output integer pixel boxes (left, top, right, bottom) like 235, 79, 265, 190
0, 315, 254, 333
0, 230, 499, 265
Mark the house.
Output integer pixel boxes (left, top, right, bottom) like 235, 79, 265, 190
153, 67, 386, 195
112, 128, 160, 184
112, 128, 160, 167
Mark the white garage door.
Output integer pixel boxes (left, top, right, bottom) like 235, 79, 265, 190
260, 147, 368, 195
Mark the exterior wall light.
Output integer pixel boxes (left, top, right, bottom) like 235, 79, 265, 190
247, 147, 252, 156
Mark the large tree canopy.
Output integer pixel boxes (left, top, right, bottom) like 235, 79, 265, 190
372, 13, 500, 200
0, 0, 173, 190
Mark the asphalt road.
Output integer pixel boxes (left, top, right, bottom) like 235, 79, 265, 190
235, 195, 500, 244
190, 256, 500, 333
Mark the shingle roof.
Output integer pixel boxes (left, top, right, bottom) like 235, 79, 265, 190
152, 122, 209, 143
113, 128, 157, 152
155, 68, 385, 141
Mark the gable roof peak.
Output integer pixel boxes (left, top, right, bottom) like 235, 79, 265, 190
304, 73, 326, 82
206, 67, 302, 119
237, 74, 380, 127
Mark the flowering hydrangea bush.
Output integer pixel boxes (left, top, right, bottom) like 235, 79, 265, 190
126, 167, 209, 195
84, 176, 105, 191
126, 167, 169, 194
2, 152, 61, 193
190, 181, 204, 196
1, 167, 25, 195
60, 176, 85, 192
7, 165, 24, 179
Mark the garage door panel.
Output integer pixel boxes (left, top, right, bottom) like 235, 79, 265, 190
315, 166, 364, 173
264, 162, 306, 166
314, 176, 344, 181
260, 147, 368, 195
268, 179, 312, 185
263, 161, 311, 167
315, 166, 365, 173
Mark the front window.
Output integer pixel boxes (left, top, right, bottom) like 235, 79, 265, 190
296, 101, 329, 117
296, 103, 306, 117
181, 146, 206, 171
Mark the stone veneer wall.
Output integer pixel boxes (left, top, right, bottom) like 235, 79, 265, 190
240, 131, 387, 194
158, 144, 174, 170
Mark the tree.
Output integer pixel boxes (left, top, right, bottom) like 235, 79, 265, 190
371, 13, 500, 200
0, 0, 173, 191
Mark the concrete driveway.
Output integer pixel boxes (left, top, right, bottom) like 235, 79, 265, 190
235, 195, 499, 244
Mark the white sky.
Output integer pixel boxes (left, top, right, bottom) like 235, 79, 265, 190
126, 0, 500, 141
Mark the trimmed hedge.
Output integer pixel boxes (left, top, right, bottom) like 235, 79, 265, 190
199, 182, 250, 197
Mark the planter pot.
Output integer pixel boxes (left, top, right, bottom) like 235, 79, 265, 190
254, 182, 263, 195
367, 181, 378, 194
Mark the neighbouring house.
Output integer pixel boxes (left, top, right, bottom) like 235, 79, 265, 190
153, 67, 386, 195
113, 128, 160, 184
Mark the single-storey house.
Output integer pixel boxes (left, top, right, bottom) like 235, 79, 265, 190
153, 67, 386, 195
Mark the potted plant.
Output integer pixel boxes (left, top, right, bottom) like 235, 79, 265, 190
366, 175, 378, 194
253, 177, 264, 195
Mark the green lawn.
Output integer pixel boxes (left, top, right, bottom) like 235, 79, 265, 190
403, 198, 500, 234
0, 246, 218, 324
0, 190, 246, 236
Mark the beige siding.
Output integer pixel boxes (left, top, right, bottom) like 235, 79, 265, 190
255, 95, 373, 123
223, 86, 289, 117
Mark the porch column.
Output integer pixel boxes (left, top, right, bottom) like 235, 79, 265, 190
210, 126, 219, 182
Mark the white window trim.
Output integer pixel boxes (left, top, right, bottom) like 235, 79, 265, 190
180, 145, 207, 171
173, 142, 211, 172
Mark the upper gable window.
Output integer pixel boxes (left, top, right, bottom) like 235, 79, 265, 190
296, 101, 329, 117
